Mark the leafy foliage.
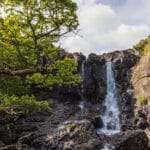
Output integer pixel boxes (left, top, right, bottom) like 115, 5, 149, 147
0, 75, 30, 96
136, 96, 148, 106
0, 94, 51, 112
0, 0, 80, 112
134, 35, 150, 56
26, 57, 81, 89
0, 0, 79, 80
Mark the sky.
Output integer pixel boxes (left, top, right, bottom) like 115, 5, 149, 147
62, 0, 150, 56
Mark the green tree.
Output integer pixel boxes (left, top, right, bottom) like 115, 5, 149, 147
0, 0, 80, 90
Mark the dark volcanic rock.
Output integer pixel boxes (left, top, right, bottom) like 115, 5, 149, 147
19, 120, 102, 150
1, 99, 149, 150
112, 130, 148, 150
0, 107, 50, 146
0, 141, 5, 147
73, 52, 86, 72
82, 53, 106, 103
103, 49, 139, 127
76, 49, 140, 129
92, 116, 103, 129
135, 107, 149, 129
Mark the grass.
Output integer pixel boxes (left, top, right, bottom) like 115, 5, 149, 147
136, 96, 148, 106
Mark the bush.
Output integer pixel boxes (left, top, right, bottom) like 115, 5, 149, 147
134, 36, 150, 56
136, 96, 148, 106
0, 94, 51, 113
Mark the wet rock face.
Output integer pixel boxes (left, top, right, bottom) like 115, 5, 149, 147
82, 53, 106, 103
82, 49, 139, 102
106, 49, 139, 126
85, 49, 139, 128
77, 49, 139, 127
48, 49, 139, 108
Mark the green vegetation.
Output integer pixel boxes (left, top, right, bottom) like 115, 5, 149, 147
136, 96, 148, 106
134, 35, 150, 56
79, 131, 85, 139
0, 0, 80, 113
0, 75, 30, 96
0, 94, 51, 112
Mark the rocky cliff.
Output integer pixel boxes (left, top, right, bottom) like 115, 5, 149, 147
75, 49, 139, 126
131, 47, 150, 129
132, 48, 150, 101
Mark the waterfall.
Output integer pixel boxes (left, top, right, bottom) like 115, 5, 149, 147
100, 62, 120, 135
81, 60, 85, 97
78, 60, 86, 112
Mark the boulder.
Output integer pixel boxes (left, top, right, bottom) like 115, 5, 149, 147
135, 107, 149, 129
91, 116, 103, 128
19, 120, 102, 149
137, 119, 148, 129
112, 130, 148, 150
0, 141, 5, 147
77, 139, 101, 150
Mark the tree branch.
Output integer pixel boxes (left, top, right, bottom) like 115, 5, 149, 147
36, 27, 59, 39
0, 68, 54, 76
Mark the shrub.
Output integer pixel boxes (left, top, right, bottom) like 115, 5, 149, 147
134, 36, 150, 56
136, 96, 148, 106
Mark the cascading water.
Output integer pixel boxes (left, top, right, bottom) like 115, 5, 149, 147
81, 60, 85, 99
78, 60, 86, 112
100, 62, 121, 135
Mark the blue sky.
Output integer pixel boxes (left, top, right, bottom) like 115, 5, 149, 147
62, 0, 150, 55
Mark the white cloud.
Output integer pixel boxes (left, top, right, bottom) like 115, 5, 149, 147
63, 36, 92, 54
78, 3, 116, 34
100, 24, 150, 51
62, 0, 150, 55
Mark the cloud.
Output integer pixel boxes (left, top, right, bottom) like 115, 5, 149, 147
63, 36, 92, 54
78, 3, 116, 34
62, 0, 150, 55
99, 24, 150, 51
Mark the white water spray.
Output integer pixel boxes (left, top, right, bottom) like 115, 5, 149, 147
100, 62, 121, 135
101, 143, 115, 150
